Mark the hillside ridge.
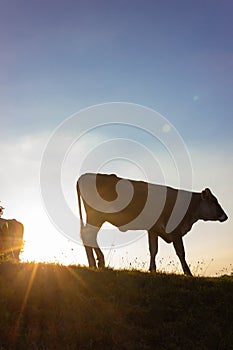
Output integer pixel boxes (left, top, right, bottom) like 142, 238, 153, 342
0, 263, 232, 350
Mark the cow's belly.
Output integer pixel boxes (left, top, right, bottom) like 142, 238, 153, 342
105, 209, 162, 232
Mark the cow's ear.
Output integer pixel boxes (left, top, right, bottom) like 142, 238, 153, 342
201, 188, 212, 200
201, 190, 206, 200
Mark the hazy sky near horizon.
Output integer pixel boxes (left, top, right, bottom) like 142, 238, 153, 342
0, 0, 232, 274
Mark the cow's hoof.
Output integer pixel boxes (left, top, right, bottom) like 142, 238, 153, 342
97, 260, 105, 269
149, 268, 157, 273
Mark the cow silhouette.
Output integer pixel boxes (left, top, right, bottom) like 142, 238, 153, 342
0, 218, 24, 260
77, 173, 228, 275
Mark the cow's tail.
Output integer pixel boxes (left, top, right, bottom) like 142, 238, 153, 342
77, 179, 84, 230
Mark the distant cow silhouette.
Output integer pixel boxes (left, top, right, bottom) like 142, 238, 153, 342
77, 173, 228, 276
0, 218, 24, 260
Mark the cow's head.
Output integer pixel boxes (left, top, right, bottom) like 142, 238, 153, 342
200, 188, 228, 222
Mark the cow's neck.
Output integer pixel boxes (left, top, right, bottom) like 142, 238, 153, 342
180, 193, 202, 235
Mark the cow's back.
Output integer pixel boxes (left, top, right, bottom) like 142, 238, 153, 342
78, 173, 178, 230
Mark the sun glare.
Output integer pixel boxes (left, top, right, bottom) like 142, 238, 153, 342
18, 207, 87, 266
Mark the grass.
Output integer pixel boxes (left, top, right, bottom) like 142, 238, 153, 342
0, 262, 233, 350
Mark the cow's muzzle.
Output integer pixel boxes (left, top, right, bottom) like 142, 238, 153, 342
219, 213, 228, 222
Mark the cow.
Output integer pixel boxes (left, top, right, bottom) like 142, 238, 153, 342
0, 218, 24, 260
77, 173, 228, 276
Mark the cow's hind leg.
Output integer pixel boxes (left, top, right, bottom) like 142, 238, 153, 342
148, 230, 158, 272
173, 235, 192, 276
80, 223, 105, 268
93, 247, 105, 268
84, 245, 96, 268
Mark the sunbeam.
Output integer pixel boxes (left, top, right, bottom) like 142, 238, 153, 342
12, 264, 38, 347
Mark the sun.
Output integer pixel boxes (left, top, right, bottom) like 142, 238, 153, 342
18, 208, 86, 265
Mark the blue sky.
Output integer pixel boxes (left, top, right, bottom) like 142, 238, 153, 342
1, 0, 233, 138
0, 0, 232, 274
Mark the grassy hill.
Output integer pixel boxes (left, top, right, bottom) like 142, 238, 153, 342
0, 263, 233, 350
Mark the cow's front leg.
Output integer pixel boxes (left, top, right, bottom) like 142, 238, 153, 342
148, 230, 158, 272
173, 235, 192, 276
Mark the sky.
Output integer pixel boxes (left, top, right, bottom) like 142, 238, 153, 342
0, 0, 232, 275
